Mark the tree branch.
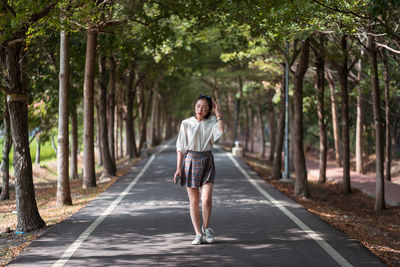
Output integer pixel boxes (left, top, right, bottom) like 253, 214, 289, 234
30, 2, 58, 23
376, 42, 400, 55
311, 0, 371, 20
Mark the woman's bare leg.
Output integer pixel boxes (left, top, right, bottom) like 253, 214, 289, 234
187, 187, 202, 235
201, 183, 214, 228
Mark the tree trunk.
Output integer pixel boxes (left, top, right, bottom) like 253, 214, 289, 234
1, 98, 12, 200
83, 29, 97, 189
96, 101, 103, 166
138, 83, 154, 152
356, 86, 364, 174
126, 65, 138, 158
99, 54, 116, 176
382, 49, 391, 182
293, 39, 310, 198
313, 36, 327, 183
56, 30, 72, 206
51, 135, 58, 154
339, 35, 351, 194
149, 90, 157, 146
232, 76, 243, 146
368, 35, 385, 211
5, 40, 45, 231
108, 54, 116, 163
267, 89, 276, 161
116, 104, 120, 160
70, 100, 79, 179
244, 98, 250, 151
272, 69, 286, 179
257, 104, 265, 158
325, 70, 342, 167
289, 97, 295, 172
35, 136, 41, 165
119, 108, 124, 158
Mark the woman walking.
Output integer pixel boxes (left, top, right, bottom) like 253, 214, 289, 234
174, 94, 225, 245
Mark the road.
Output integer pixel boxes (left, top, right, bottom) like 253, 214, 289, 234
10, 140, 385, 266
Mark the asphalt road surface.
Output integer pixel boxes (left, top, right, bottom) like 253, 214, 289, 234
10, 140, 385, 266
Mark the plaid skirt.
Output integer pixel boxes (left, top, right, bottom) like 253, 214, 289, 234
180, 150, 215, 188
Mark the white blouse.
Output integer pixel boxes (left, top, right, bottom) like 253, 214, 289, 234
176, 116, 225, 154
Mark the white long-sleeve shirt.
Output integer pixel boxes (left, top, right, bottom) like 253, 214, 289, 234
176, 116, 225, 154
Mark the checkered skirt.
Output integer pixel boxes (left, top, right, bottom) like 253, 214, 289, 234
180, 150, 215, 188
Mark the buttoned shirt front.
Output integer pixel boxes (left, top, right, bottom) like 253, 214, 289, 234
176, 116, 225, 154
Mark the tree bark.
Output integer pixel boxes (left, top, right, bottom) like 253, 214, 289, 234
249, 104, 254, 153
1, 98, 12, 200
138, 82, 154, 152
382, 49, 391, 182
51, 135, 57, 154
56, 30, 72, 206
83, 29, 97, 188
313, 36, 327, 183
244, 98, 250, 151
116, 104, 120, 160
272, 68, 286, 179
267, 89, 276, 161
70, 99, 79, 179
368, 34, 385, 211
119, 107, 124, 158
149, 90, 158, 147
99, 54, 116, 176
293, 39, 310, 198
5, 40, 45, 231
257, 104, 265, 158
325, 70, 342, 167
96, 101, 103, 166
126, 65, 138, 158
108, 54, 116, 163
355, 56, 364, 174
339, 35, 351, 194
232, 76, 243, 146
35, 136, 41, 165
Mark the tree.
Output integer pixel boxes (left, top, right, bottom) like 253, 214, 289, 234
339, 34, 351, 194
0, 1, 56, 231
368, 33, 385, 211
381, 49, 391, 181
293, 39, 311, 198
98, 53, 116, 176
311, 34, 327, 183
82, 28, 98, 188
0, 98, 12, 200
56, 29, 72, 206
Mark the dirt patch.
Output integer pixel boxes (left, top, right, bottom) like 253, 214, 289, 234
243, 154, 400, 267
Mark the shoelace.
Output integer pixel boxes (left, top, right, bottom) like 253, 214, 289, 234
205, 228, 214, 236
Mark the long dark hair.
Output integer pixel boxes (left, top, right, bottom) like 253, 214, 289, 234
194, 94, 213, 119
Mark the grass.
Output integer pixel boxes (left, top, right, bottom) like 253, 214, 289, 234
0, 138, 57, 168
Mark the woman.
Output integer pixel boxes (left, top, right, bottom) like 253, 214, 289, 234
174, 94, 225, 245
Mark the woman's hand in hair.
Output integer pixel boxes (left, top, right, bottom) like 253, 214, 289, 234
212, 98, 221, 117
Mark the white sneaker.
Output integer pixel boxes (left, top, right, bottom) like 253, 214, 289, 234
202, 226, 215, 244
192, 234, 203, 245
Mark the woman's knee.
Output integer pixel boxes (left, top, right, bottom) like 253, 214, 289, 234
202, 197, 212, 207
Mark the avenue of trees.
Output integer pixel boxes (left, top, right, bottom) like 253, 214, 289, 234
0, 0, 399, 232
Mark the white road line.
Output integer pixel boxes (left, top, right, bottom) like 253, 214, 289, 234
52, 141, 172, 267
226, 152, 353, 267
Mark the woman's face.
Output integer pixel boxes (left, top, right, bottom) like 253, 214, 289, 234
195, 99, 209, 119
